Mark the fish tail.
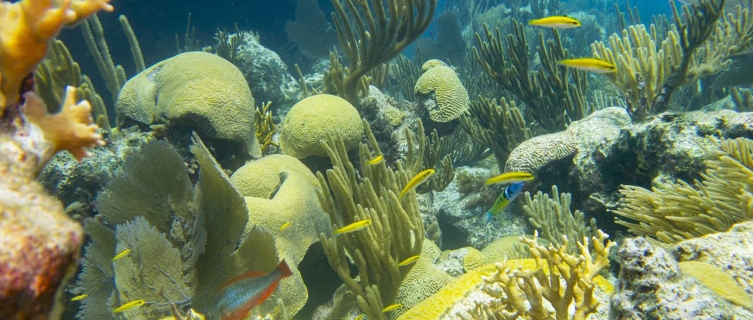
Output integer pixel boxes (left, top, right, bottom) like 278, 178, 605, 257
276, 260, 293, 278
484, 212, 493, 225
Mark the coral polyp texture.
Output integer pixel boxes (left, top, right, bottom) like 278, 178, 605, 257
279, 94, 363, 158
414, 60, 470, 123
0, 0, 112, 318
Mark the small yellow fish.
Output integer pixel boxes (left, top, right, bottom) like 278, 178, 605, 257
113, 299, 145, 313
112, 248, 131, 261
398, 255, 420, 267
280, 222, 291, 231
557, 58, 617, 74
71, 294, 88, 301
333, 220, 373, 236
382, 303, 403, 313
354, 315, 365, 320
399, 169, 435, 198
484, 171, 535, 186
528, 15, 581, 28
368, 155, 384, 165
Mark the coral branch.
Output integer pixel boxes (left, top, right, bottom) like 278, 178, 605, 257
23, 86, 104, 161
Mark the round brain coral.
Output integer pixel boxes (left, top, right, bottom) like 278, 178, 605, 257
279, 94, 363, 158
116, 51, 260, 157
414, 62, 469, 123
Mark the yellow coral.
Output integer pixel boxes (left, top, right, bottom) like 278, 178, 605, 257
116, 52, 260, 156
414, 64, 469, 122
462, 247, 485, 272
279, 94, 363, 158
383, 105, 405, 127
230, 154, 331, 316
0, 0, 113, 107
22, 86, 104, 161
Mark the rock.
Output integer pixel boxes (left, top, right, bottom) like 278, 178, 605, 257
610, 237, 739, 319
673, 221, 753, 311
0, 137, 83, 319
234, 32, 299, 108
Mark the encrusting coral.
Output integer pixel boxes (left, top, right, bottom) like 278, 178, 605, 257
612, 136, 753, 244
0, 0, 112, 318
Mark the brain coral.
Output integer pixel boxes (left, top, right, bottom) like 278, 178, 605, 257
116, 51, 260, 157
414, 62, 469, 123
279, 94, 363, 158
229, 154, 331, 315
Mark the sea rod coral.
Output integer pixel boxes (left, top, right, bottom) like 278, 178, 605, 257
0, 0, 111, 318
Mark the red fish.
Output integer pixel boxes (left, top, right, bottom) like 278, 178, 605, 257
214, 260, 293, 320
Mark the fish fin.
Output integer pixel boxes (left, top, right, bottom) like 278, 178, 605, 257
484, 212, 493, 225
276, 260, 293, 278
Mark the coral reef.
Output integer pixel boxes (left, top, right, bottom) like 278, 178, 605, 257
230, 154, 331, 315
474, 22, 588, 132
592, 0, 753, 118
523, 185, 598, 253
414, 60, 470, 131
610, 237, 748, 318
317, 121, 424, 320
612, 136, 753, 244
673, 221, 753, 308
228, 31, 300, 107
0, 1, 112, 317
74, 138, 304, 319
279, 94, 363, 158
324, 0, 436, 106
116, 51, 261, 162
399, 231, 614, 319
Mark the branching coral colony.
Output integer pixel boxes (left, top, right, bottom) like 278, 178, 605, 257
0, 0, 111, 318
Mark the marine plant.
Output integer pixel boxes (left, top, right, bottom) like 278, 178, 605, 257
317, 121, 425, 320
612, 136, 753, 244
73, 138, 284, 319
254, 100, 278, 155
592, 0, 753, 119
324, 0, 437, 106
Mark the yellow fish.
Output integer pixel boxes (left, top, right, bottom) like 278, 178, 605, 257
484, 171, 535, 186
368, 155, 384, 165
528, 15, 581, 28
71, 294, 88, 301
354, 315, 365, 320
398, 255, 420, 267
113, 299, 145, 313
382, 303, 403, 313
280, 222, 291, 231
399, 169, 435, 198
333, 220, 373, 236
557, 58, 617, 74
112, 248, 131, 261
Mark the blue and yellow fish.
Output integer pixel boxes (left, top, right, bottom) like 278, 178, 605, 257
484, 182, 525, 225
213, 260, 293, 320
